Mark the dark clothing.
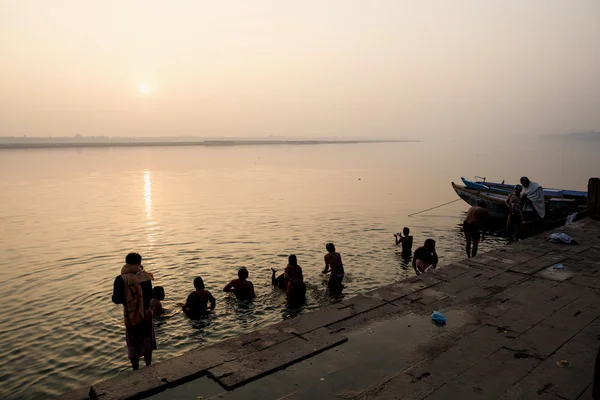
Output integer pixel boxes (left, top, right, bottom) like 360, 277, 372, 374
594, 345, 600, 399
401, 236, 413, 256
463, 221, 481, 243
112, 276, 153, 309
413, 246, 438, 266
186, 290, 215, 318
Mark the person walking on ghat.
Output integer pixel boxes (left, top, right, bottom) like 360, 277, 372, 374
112, 253, 156, 370
463, 202, 489, 258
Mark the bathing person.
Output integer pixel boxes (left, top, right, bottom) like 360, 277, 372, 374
463, 202, 489, 258
505, 185, 524, 242
412, 239, 438, 275
150, 286, 165, 316
223, 267, 256, 300
112, 252, 156, 370
271, 268, 286, 289
322, 243, 345, 291
182, 276, 216, 318
285, 255, 306, 303
394, 227, 413, 257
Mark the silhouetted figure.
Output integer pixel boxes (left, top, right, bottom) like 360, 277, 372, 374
112, 252, 156, 370
413, 239, 438, 275
285, 255, 306, 304
182, 276, 216, 318
394, 227, 413, 257
322, 243, 345, 292
271, 268, 286, 289
223, 267, 256, 300
505, 185, 524, 242
463, 202, 488, 258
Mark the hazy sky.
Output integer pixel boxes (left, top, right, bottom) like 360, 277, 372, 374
1, 0, 599, 138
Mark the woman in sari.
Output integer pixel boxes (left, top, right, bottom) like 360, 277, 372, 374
112, 253, 156, 370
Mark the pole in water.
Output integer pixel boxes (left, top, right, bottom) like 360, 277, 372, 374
408, 199, 462, 217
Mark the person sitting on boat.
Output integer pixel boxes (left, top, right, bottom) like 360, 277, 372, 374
505, 185, 524, 242
463, 202, 488, 258
520, 177, 546, 220
394, 227, 413, 257
412, 239, 438, 275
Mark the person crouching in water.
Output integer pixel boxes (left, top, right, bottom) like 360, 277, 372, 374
112, 252, 156, 370
223, 267, 256, 300
322, 243, 345, 292
463, 202, 489, 258
412, 239, 438, 275
285, 255, 306, 304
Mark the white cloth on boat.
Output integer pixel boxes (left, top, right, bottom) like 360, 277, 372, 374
524, 181, 546, 219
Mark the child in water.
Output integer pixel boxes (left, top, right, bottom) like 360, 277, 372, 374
394, 227, 413, 257
150, 286, 165, 316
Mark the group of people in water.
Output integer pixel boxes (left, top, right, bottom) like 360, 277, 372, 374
112, 177, 544, 371
111, 243, 346, 370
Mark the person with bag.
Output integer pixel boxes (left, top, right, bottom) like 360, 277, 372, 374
112, 252, 156, 370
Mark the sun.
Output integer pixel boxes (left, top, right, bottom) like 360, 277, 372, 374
138, 83, 151, 95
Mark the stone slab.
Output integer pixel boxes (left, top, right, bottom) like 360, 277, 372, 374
498, 318, 600, 400
150, 337, 257, 386
536, 264, 577, 281
280, 305, 355, 334
486, 283, 582, 333
334, 294, 388, 314
93, 366, 166, 400
54, 387, 90, 400
240, 325, 298, 351
424, 348, 540, 400
366, 276, 440, 303
337, 372, 435, 400
406, 325, 512, 388
208, 328, 347, 389
510, 255, 567, 275
327, 303, 409, 333
479, 272, 526, 293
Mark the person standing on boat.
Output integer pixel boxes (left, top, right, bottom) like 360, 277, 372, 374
505, 185, 524, 242
520, 177, 546, 221
463, 202, 488, 258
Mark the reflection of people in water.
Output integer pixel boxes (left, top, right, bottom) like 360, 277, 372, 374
285, 255, 306, 304
223, 267, 256, 300
322, 243, 344, 292
182, 277, 216, 318
271, 268, 286, 289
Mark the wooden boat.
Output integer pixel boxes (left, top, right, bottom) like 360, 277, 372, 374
461, 177, 587, 199
452, 181, 585, 219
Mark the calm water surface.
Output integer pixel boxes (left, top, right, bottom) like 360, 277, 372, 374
0, 139, 596, 399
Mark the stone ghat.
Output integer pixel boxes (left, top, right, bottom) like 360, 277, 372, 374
57, 217, 600, 400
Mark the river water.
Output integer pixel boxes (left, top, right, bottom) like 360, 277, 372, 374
0, 138, 596, 399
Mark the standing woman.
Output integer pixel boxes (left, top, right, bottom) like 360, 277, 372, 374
284, 255, 306, 304
112, 253, 156, 370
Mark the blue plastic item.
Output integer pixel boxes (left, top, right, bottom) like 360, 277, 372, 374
431, 311, 446, 325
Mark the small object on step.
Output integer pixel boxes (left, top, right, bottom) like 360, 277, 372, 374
552, 263, 565, 270
556, 360, 570, 368
431, 311, 446, 325
547, 233, 577, 244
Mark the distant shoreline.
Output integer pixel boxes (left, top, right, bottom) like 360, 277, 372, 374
0, 139, 418, 150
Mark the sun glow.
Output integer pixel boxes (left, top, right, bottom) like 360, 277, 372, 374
138, 83, 151, 94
